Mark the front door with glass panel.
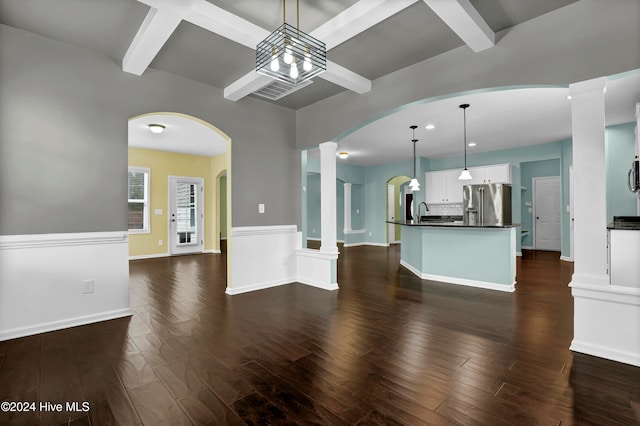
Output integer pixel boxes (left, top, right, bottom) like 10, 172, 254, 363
169, 176, 204, 255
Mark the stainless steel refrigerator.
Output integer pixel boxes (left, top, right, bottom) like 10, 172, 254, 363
463, 183, 512, 226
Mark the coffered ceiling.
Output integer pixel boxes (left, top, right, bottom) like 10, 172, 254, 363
0, 0, 580, 109
3, 0, 638, 166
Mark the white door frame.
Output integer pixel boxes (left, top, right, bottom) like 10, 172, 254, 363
387, 184, 397, 244
168, 176, 205, 255
532, 176, 561, 251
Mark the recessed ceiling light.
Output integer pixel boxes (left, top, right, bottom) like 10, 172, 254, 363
468, 142, 477, 147
148, 124, 165, 134
566, 95, 572, 100
425, 124, 435, 130
338, 152, 349, 159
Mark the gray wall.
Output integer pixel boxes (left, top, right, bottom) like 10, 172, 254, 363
0, 25, 299, 235
296, 0, 640, 148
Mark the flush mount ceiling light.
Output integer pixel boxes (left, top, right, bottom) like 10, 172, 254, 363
468, 142, 477, 147
409, 125, 420, 191
425, 123, 436, 130
458, 104, 473, 181
256, 0, 326, 86
148, 124, 165, 134
338, 152, 349, 159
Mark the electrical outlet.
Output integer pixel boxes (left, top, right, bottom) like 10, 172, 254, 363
369, 232, 372, 237
356, 209, 360, 214
258, 203, 265, 214
158, 240, 163, 245
154, 209, 163, 215
312, 229, 315, 234
82, 279, 94, 294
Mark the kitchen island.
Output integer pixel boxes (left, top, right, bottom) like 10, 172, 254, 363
389, 219, 519, 292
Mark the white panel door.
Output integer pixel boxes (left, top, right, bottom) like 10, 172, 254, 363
534, 176, 561, 251
169, 176, 204, 255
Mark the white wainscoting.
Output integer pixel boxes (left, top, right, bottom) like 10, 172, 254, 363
296, 249, 339, 291
570, 282, 640, 367
227, 225, 301, 295
0, 232, 132, 341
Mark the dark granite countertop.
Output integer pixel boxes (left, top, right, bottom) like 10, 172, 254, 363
387, 220, 521, 229
608, 216, 640, 230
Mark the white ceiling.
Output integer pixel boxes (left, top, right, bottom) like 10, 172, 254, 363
332, 72, 640, 166
128, 114, 227, 157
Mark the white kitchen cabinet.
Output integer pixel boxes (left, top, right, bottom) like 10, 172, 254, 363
425, 171, 447, 204
425, 170, 464, 204
467, 164, 511, 184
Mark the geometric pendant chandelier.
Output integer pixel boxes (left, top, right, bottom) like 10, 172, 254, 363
256, 0, 326, 86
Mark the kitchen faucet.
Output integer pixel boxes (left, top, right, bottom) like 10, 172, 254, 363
418, 202, 429, 221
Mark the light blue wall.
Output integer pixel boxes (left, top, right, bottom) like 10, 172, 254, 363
306, 173, 364, 242
363, 157, 428, 244
351, 184, 365, 230
560, 139, 573, 257
606, 122, 637, 222
520, 159, 561, 247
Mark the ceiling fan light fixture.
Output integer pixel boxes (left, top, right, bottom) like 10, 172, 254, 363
256, 0, 326, 86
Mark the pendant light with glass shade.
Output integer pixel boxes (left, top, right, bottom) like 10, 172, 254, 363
458, 103, 473, 181
409, 125, 420, 191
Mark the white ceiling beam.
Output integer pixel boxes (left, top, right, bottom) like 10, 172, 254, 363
224, 71, 274, 101
319, 61, 371, 94
184, 0, 269, 49
422, 0, 495, 52
122, 7, 184, 75
312, 0, 419, 50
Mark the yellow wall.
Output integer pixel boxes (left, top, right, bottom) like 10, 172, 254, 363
128, 148, 228, 257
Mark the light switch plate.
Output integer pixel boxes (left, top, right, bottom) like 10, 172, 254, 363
154, 209, 163, 215
258, 203, 265, 214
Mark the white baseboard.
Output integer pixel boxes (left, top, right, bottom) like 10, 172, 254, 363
516, 251, 522, 257
560, 255, 574, 262
364, 242, 390, 247
306, 237, 321, 241
129, 252, 169, 260
204, 249, 222, 254
521, 245, 534, 250
297, 278, 339, 291
225, 277, 294, 295
570, 340, 640, 367
0, 308, 132, 342
343, 242, 367, 247
400, 260, 516, 292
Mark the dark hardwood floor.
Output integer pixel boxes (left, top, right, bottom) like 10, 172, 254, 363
1, 244, 639, 425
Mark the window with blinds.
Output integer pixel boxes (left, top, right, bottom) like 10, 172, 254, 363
128, 167, 150, 232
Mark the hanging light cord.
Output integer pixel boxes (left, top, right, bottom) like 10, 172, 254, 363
463, 106, 467, 169
411, 125, 418, 178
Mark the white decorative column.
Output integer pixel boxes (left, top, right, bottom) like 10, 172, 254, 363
344, 182, 352, 233
295, 142, 339, 291
569, 77, 640, 367
319, 142, 339, 254
570, 77, 608, 287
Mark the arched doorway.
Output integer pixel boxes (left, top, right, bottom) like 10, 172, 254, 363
127, 112, 232, 285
